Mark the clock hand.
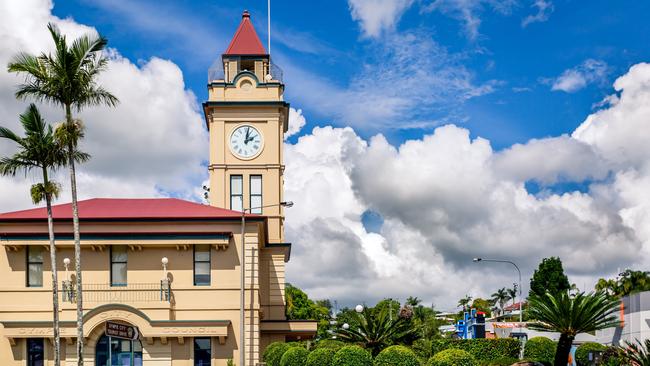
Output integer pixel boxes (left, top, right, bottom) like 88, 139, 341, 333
245, 128, 250, 144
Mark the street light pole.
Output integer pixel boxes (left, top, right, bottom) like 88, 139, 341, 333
240, 201, 293, 366
472, 258, 523, 326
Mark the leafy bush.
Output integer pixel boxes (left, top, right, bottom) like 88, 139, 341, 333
264, 342, 293, 366
601, 346, 625, 366
427, 349, 477, 366
430, 339, 521, 362
522, 337, 556, 366
373, 345, 420, 366
478, 357, 520, 366
280, 347, 309, 366
316, 339, 346, 351
412, 339, 434, 363
331, 345, 372, 366
307, 348, 335, 366
575, 342, 606, 366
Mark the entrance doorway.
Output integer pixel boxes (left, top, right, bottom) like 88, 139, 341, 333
95, 334, 143, 366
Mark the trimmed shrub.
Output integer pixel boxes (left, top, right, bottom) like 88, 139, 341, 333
280, 347, 309, 366
264, 342, 293, 366
427, 349, 477, 366
332, 345, 373, 366
316, 340, 346, 351
522, 337, 556, 366
430, 339, 521, 362
373, 345, 420, 366
575, 342, 606, 366
307, 348, 335, 366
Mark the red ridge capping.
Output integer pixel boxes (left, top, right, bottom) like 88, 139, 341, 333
0, 198, 258, 221
224, 10, 267, 56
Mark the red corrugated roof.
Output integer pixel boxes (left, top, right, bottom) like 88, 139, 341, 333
224, 10, 267, 56
0, 198, 253, 221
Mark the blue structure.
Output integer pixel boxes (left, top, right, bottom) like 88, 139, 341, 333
455, 309, 486, 339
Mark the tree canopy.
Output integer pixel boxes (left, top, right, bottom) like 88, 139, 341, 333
529, 257, 570, 297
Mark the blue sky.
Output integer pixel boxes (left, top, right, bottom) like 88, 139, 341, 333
51, 0, 650, 149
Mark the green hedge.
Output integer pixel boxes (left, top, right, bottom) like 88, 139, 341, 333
522, 337, 556, 366
477, 357, 519, 366
412, 339, 433, 363
280, 347, 309, 366
307, 348, 335, 366
427, 349, 477, 366
575, 342, 606, 366
332, 345, 372, 366
430, 339, 521, 362
316, 340, 346, 351
373, 345, 420, 366
264, 342, 293, 366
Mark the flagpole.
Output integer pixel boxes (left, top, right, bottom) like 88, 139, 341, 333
268, 0, 271, 55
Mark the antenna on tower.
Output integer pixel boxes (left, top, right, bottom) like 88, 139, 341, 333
268, 0, 271, 56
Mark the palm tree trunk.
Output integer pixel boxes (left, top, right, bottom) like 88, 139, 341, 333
554, 333, 574, 366
66, 104, 84, 366
43, 168, 61, 366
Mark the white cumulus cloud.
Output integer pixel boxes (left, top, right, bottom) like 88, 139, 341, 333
348, 0, 415, 38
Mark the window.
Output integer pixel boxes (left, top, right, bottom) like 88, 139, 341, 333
194, 245, 210, 286
240, 59, 255, 72
230, 175, 243, 212
96, 334, 142, 366
27, 246, 43, 287
194, 338, 211, 366
27, 338, 44, 366
250, 175, 262, 214
110, 245, 127, 286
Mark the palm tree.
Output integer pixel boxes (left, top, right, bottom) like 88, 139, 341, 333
0, 104, 68, 366
491, 287, 511, 316
457, 295, 472, 311
8, 23, 118, 365
528, 291, 620, 366
620, 338, 650, 366
507, 286, 517, 305
336, 306, 415, 356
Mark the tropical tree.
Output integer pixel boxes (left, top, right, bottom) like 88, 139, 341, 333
527, 291, 620, 366
507, 286, 517, 306
457, 295, 472, 311
619, 339, 650, 366
596, 269, 650, 299
491, 288, 510, 316
8, 23, 118, 365
336, 305, 415, 356
0, 104, 69, 366
529, 257, 570, 297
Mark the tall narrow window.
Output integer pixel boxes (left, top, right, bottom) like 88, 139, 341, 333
194, 245, 211, 286
27, 246, 43, 287
230, 175, 243, 212
250, 175, 262, 214
110, 245, 127, 286
27, 338, 44, 366
194, 337, 211, 366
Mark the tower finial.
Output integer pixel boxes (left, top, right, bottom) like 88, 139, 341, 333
242, 10, 250, 18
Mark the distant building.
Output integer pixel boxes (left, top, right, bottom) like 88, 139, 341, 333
597, 291, 650, 346
0, 10, 316, 366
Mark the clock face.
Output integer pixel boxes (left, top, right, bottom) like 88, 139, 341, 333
229, 125, 263, 159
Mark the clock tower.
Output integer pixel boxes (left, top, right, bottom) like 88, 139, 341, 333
203, 10, 289, 244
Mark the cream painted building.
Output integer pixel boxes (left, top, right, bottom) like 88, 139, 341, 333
0, 11, 315, 366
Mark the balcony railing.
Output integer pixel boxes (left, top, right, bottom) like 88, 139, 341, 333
61, 280, 171, 303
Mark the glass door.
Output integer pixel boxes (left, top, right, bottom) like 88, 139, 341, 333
96, 334, 143, 366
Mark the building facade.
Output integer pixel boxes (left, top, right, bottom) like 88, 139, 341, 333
0, 11, 315, 366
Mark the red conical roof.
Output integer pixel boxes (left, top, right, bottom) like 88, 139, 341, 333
224, 10, 267, 56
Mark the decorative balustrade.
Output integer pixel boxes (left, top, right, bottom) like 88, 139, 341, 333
61, 280, 171, 303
